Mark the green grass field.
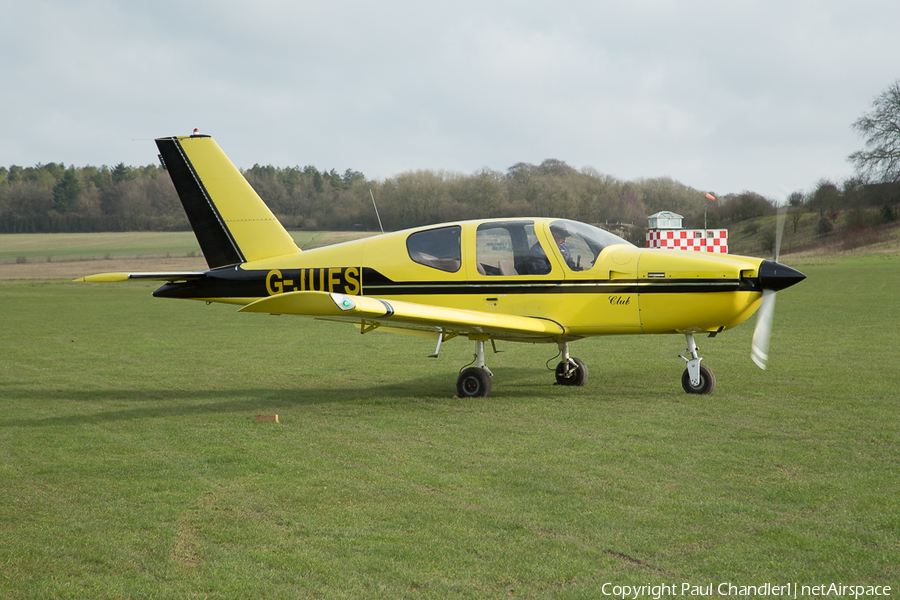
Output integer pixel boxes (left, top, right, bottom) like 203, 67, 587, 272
2, 250, 899, 598
0, 231, 372, 264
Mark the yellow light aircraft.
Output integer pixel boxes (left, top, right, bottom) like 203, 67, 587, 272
78, 133, 805, 397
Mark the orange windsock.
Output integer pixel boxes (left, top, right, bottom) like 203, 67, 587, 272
705, 193, 717, 201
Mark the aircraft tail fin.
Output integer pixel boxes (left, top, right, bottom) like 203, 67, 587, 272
156, 134, 299, 269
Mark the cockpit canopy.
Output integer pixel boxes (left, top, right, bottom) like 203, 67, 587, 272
474, 219, 632, 275
405, 219, 633, 275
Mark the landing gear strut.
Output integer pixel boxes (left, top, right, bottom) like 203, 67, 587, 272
455, 339, 590, 397
456, 339, 493, 398
555, 341, 589, 386
679, 333, 716, 394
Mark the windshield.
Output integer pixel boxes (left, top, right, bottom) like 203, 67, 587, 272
549, 219, 633, 271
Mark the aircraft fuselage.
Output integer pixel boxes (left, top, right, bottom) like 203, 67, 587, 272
153, 217, 801, 341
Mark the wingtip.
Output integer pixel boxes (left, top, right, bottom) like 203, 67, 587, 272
76, 273, 130, 282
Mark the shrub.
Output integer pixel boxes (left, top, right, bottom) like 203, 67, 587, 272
761, 227, 777, 254
846, 208, 867, 230
878, 204, 897, 224
815, 217, 834, 235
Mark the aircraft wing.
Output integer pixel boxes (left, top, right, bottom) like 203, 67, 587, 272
238, 291, 565, 341
75, 272, 207, 282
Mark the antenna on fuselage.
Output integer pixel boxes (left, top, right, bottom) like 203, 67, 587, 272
369, 188, 385, 235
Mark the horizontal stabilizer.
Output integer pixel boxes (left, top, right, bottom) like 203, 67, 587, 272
239, 291, 565, 341
75, 272, 206, 283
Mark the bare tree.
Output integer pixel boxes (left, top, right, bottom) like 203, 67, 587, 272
849, 79, 900, 182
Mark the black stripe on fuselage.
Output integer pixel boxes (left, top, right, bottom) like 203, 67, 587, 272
362, 280, 749, 296
152, 266, 758, 299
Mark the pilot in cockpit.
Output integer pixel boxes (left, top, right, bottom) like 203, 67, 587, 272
525, 224, 573, 274
551, 225, 572, 266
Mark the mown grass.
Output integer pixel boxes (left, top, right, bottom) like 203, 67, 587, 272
1, 255, 899, 598
0, 231, 373, 264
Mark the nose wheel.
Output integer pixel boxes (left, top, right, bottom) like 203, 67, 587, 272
679, 333, 716, 394
681, 363, 716, 394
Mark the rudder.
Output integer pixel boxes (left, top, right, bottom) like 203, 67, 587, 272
156, 134, 299, 269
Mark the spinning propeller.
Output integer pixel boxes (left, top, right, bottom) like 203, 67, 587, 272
750, 207, 805, 369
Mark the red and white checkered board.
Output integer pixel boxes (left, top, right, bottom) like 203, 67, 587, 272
646, 230, 727, 253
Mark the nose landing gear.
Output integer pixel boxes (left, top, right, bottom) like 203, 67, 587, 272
679, 333, 716, 394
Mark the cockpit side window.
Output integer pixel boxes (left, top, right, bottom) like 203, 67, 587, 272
476, 221, 552, 276
406, 226, 461, 272
550, 219, 633, 272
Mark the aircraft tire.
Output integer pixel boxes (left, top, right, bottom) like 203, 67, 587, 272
457, 367, 492, 398
555, 357, 589, 386
681, 364, 716, 394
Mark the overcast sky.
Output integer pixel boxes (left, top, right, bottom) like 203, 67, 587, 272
2, 0, 898, 201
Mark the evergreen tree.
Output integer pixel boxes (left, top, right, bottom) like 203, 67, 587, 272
52, 167, 82, 213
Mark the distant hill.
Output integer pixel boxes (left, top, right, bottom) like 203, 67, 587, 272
722, 209, 900, 261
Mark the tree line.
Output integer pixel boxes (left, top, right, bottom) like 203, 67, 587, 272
1, 157, 897, 243
0, 162, 182, 234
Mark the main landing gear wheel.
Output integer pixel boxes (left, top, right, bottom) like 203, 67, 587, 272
456, 339, 494, 398
555, 357, 589, 386
681, 363, 716, 394
457, 367, 492, 398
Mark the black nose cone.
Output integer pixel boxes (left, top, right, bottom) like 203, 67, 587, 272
758, 260, 806, 292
